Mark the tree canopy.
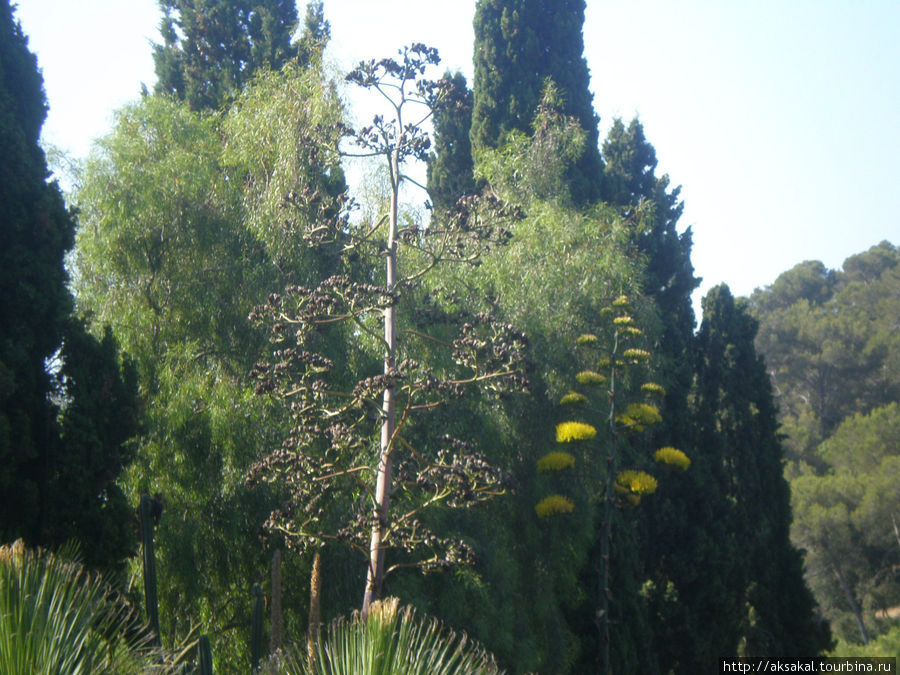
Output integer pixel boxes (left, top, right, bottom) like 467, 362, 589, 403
751, 242, 900, 649
471, 0, 604, 204
0, 0, 139, 573
153, 0, 300, 110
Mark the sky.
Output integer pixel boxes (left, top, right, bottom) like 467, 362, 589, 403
13, 0, 900, 319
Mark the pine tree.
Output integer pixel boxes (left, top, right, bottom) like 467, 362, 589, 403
153, 0, 299, 110
471, 0, 603, 203
0, 0, 139, 572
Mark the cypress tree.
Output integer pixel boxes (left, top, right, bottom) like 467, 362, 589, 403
153, 0, 299, 110
471, 0, 604, 203
0, 0, 139, 572
643, 285, 828, 669
296, 0, 329, 67
602, 117, 698, 441
426, 71, 476, 216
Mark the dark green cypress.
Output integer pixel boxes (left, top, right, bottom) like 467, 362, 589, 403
296, 0, 330, 68
0, 0, 139, 573
471, 0, 604, 203
602, 116, 698, 447
153, 0, 299, 110
426, 71, 476, 216
647, 285, 829, 668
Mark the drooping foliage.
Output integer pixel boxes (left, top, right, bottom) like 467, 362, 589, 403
153, 0, 300, 110
0, 0, 139, 574
471, 0, 603, 203
74, 61, 346, 668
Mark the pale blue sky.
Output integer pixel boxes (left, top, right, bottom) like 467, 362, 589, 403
14, 0, 900, 318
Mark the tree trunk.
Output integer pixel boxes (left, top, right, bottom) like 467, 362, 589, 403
270, 548, 282, 653
362, 141, 401, 615
833, 560, 868, 645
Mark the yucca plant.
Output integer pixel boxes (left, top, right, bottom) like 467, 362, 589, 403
266, 597, 502, 675
0, 539, 146, 674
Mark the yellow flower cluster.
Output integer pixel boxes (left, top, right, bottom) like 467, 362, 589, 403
575, 370, 606, 385
575, 333, 599, 345
612, 295, 631, 308
623, 348, 651, 362
654, 447, 691, 471
617, 402, 662, 430
641, 382, 666, 398
537, 451, 576, 473
616, 470, 658, 495
613, 315, 634, 326
556, 421, 597, 443
560, 391, 587, 406
535, 494, 575, 518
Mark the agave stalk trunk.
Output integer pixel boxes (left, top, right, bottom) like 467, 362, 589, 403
363, 133, 402, 615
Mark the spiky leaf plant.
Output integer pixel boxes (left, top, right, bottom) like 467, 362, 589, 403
267, 597, 502, 674
0, 540, 145, 673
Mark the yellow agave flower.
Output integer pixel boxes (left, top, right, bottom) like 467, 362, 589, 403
654, 447, 691, 471
575, 370, 606, 385
537, 451, 576, 472
556, 421, 597, 443
616, 470, 658, 495
560, 391, 587, 405
535, 494, 575, 517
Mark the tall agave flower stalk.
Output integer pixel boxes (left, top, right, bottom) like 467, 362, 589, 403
537, 295, 689, 671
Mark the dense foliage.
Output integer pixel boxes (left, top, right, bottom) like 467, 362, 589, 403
73, 60, 346, 667
471, 0, 604, 204
426, 71, 476, 216
153, 0, 300, 110
0, 0, 139, 574
750, 242, 900, 649
2, 0, 856, 670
